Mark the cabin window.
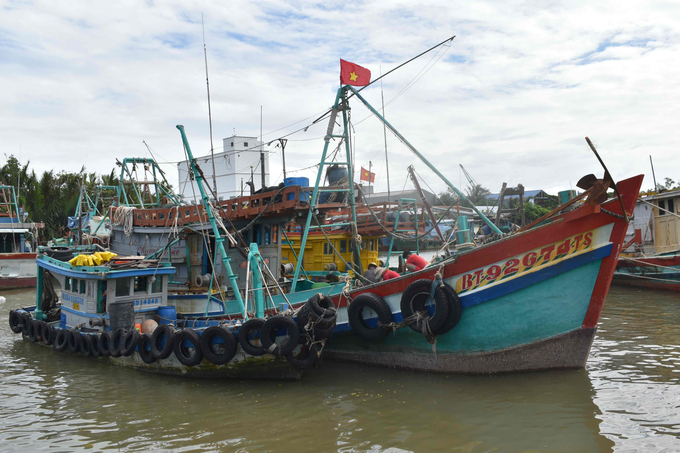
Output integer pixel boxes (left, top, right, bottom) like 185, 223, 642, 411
134, 276, 149, 294
659, 200, 667, 215
667, 199, 675, 215
159, 213, 164, 220
323, 243, 332, 255
80, 280, 86, 294
116, 277, 130, 297
340, 240, 347, 253
65, 277, 71, 291
369, 239, 375, 251
263, 225, 271, 245
71, 278, 77, 292
151, 276, 162, 294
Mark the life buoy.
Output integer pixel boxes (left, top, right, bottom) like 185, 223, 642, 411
9, 310, 24, 334
67, 329, 81, 353
90, 334, 102, 357
238, 318, 266, 356
432, 283, 463, 336
138, 333, 156, 364
173, 328, 203, 367
80, 334, 93, 357
260, 315, 300, 357
151, 325, 175, 360
285, 341, 321, 368
400, 279, 450, 334
121, 330, 140, 357
99, 331, 112, 356
28, 319, 42, 343
347, 292, 393, 342
200, 325, 237, 365
54, 329, 69, 352
110, 328, 126, 357
41, 323, 55, 346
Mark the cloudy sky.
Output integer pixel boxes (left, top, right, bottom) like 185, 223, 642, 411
2, 0, 679, 198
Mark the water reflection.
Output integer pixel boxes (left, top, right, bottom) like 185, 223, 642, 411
0, 286, 678, 452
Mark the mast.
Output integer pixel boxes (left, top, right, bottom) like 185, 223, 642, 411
176, 125, 246, 317
347, 86, 503, 235
380, 67, 391, 201
202, 13, 218, 198
407, 165, 445, 242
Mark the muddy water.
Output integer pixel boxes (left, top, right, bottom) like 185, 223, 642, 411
0, 285, 678, 452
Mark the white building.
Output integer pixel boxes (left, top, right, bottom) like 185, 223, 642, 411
178, 135, 270, 203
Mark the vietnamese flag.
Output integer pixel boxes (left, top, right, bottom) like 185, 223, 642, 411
360, 167, 375, 183
340, 59, 371, 86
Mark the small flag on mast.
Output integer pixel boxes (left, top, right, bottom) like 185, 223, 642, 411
360, 167, 375, 183
340, 59, 371, 86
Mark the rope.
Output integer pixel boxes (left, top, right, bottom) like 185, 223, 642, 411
615, 272, 680, 283
601, 207, 632, 220
112, 206, 136, 237
618, 256, 680, 272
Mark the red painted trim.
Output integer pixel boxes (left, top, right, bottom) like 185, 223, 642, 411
0, 276, 36, 289
617, 255, 680, 268
0, 253, 36, 260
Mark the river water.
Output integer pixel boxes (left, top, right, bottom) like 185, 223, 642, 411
0, 285, 678, 452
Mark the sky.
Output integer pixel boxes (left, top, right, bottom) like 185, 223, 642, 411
2, 0, 679, 199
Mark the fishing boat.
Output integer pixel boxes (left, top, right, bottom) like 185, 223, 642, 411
0, 185, 42, 289
613, 189, 680, 291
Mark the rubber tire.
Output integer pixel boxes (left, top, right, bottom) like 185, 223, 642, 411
308, 293, 336, 317
9, 310, 24, 334
90, 334, 102, 357
28, 319, 42, 343
99, 331, 112, 357
151, 325, 175, 360
432, 283, 463, 336
43, 246, 73, 262
67, 329, 81, 353
238, 318, 266, 356
200, 325, 237, 365
313, 321, 336, 340
110, 328, 126, 358
173, 328, 203, 367
260, 315, 300, 357
285, 342, 321, 368
296, 301, 336, 331
121, 330, 140, 357
80, 334, 93, 357
54, 329, 69, 351
348, 292, 393, 342
138, 333, 156, 364
400, 279, 450, 334
42, 323, 55, 346
20, 312, 31, 335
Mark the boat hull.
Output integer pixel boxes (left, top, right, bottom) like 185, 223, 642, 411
0, 253, 37, 289
321, 175, 643, 374
613, 254, 680, 291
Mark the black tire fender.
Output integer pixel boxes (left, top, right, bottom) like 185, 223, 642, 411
54, 329, 69, 351
238, 318, 266, 356
308, 293, 336, 317
151, 325, 175, 360
348, 292, 393, 342
200, 325, 238, 365
138, 333, 156, 364
90, 334, 102, 357
432, 283, 463, 336
400, 279, 450, 334
67, 329, 81, 353
173, 328, 203, 367
260, 315, 300, 357
110, 328, 126, 358
99, 331, 112, 356
80, 334, 93, 357
9, 310, 24, 334
28, 319, 42, 343
42, 323, 55, 346
121, 330, 140, 357
285, 341, 321, 368
20, 312, 31, 335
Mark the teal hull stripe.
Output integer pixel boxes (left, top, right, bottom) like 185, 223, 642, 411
459, 243, 613, 308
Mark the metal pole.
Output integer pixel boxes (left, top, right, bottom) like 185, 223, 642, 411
348, 86, 503, 235
650, 155, 658, 192
380, 66, 391, 201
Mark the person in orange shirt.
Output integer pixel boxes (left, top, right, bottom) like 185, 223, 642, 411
403, 251, 428, 272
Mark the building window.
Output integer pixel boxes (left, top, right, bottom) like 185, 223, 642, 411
230, 142, 233, 146
659, 200, 667, 215
244, 142, 249, 147
668, 199, 675, 215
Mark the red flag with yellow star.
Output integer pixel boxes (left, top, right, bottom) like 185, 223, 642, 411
360, 167, 375, 183
340, 59, 371, 86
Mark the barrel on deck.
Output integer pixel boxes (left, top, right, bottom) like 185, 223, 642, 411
284, 177, 310, 202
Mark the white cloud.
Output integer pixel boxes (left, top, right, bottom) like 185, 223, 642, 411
1, 0, 679, 198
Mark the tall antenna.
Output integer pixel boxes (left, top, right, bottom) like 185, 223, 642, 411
202, 13, 218, 198
379, 66, 390, 201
